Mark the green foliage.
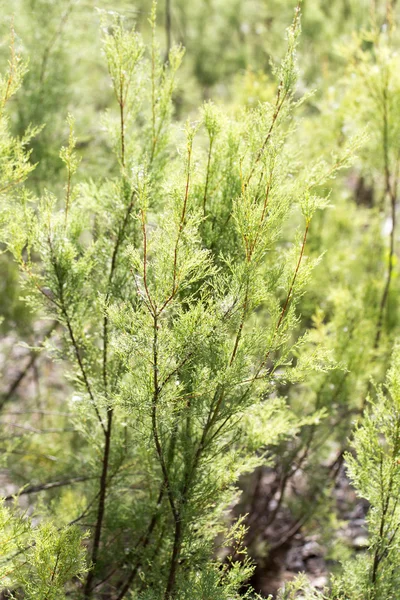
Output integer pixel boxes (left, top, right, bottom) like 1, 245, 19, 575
331, 346, 400, 600
0, 500, 87, 599
277, 573, 327, 599
0, 5, 345, 599
283, 346, 400, 600
2, 1, 400, 600
0, 499, 30, 585
0, 29, 37, 197
21, 524, 88, 600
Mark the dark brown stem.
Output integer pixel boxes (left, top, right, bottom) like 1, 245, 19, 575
116, 410, 188, 599
115, 484, 165, 599
103, 192, 135, 391
164, 519, 182, 599
85, 188, 135, 596
63, 313, 105, 434
244, 81, 287, 190
277, 222, 309, 331
162, 296, 249, 597
141, 208, 156, 315
247, 168, 274, 260
48, 238, 106, 434
371, 418, 400, 587
150, 312, 180, 600
83, 408, 113, 598
229, 279, 249, 366
258, 219, 310, 375
0, 323, 57, 409
151, 316, 178, 523
43, 546, 62, 600
151, 314, 184, 600
4, 476, 92, 502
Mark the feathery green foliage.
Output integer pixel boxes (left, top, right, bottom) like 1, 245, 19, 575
331, 346, 400, 600
2, 1, 400, 599
0, 5, 349, 598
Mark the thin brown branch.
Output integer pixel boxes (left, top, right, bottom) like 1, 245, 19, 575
4, 475, 93, 502
83, 409, 113, 598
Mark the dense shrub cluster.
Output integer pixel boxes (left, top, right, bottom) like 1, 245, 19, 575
1, 1, 400, 599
